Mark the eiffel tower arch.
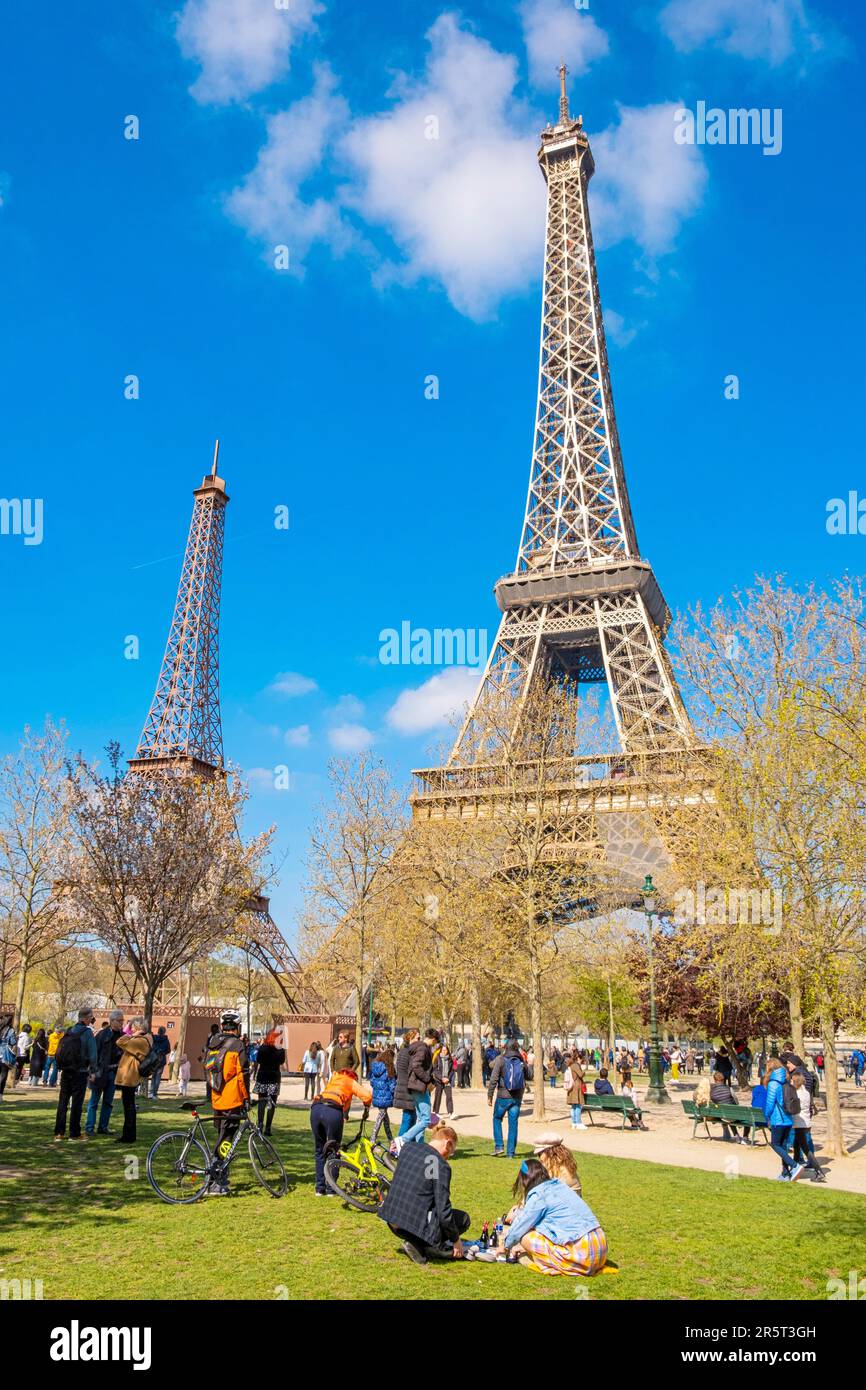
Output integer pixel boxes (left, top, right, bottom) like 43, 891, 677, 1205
126, 442, 320, 1013
412, 69, 712, 888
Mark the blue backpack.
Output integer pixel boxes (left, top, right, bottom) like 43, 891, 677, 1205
502, 1055, 525, 1092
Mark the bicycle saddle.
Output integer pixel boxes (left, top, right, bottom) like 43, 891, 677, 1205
180, 1101, 201, 1111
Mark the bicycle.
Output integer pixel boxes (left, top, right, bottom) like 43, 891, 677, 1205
323, 1107, 395, 1211
146, 1101, 288, 1204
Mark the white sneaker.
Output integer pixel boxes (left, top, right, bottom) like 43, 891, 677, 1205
573, 1122, 588, 1130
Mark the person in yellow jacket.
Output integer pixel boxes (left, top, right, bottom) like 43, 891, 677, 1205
310, 1068, 372, 1195
44, 1026, 64, 1087
206, 1010, 250, 1197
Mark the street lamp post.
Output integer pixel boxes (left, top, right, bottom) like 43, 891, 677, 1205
642, 874, 670, 1105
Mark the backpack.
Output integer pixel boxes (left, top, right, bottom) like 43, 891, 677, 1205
204, 1036, 239, 1095
55, 1030, 83, 1070
0, 1028, 16, 1067
502, 1055, 525, 1092
782, 1081, 800, 1115
136, 1043, 164, 1079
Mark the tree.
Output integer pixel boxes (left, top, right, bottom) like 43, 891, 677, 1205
673, 577, 866, 1154
299, 755, 406, 1040
0, 720, 75, 1027
64, 744, 271, 1025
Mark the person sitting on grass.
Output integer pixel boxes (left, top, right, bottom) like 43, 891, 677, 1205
531, 1133, 582, 1194
709, 1070, 742, 1142
503, 1158, 608, 1277
377, 1123, 469, 1265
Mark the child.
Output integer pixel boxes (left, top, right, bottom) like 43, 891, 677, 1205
620, 1076, 648, 1130
178, 1053, 191, 1096
790, 1068, 826, 1182
370, 1046, 397, 1145
594, 1068, 614, 1096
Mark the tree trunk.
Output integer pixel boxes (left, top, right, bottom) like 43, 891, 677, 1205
469, 979, 483, 1093
820, 1004, 847, 1158
530, 957, 545, 1121
143, 983, 157, 1031
173, 967, 194, 1080
788, 979, 805, 1059
13, 950, 29, 1030
606, 977, 616, 1064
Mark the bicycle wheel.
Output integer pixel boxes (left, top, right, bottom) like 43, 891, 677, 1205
248, 1130, 288, 1198
147, 1131, 211, 1204
370, 1140, 396, 1173
324, 1156, 391, 1211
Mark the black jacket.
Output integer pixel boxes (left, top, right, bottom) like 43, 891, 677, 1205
255, 1043, 285, 1086
393, 1044, 415, 1110
94, 1025, 122, 1075
407, 1040, 433, 1093
378, 1140, 461, 1245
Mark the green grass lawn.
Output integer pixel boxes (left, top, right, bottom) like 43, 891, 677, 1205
1, 1091, 862, 1301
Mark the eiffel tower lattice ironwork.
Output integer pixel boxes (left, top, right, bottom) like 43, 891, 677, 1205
411, 69, 707, 883
126, 443, 318, 1012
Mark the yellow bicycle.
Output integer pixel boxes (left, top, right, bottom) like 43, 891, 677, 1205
323, 1107, 395, 1211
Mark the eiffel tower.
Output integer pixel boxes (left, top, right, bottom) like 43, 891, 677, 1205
125, 442, 318, 1011
411, 69, 711, 884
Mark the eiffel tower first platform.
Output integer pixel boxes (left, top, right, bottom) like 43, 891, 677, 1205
411, 69, 714, 886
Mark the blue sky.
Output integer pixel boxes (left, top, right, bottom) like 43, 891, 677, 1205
0, 0, 863, 938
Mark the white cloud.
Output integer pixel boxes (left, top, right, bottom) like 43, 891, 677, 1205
520, 0, 609, 87
267, 670, 318, 697
339, 13, 543, 320
176, 0, 321, 105
284, 724, 311, 747
247, 765, 278, 790
329, 723, 375, 753
590, 103, 708, 256
225, 64, 358, 269
328, 694, 364, 721
604, 308, 644, 348
658, 0, 827, 66
386, 666, 480, 736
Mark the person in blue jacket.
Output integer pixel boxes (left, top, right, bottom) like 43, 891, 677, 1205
370, 1045, 397, 1146
763, 1057, 798, 1180
503, 1158, 608, 1276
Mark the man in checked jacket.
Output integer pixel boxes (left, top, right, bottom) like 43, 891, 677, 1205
378, 1124, 470, 1264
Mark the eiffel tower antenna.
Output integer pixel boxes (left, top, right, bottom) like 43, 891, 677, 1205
558, 61, 570, 124
412, 78, 698, 880
128, 446, 319, 1012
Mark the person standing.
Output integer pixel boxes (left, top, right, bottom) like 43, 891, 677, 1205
789, 1067, 826, 1182
330, 1030, 360, 1075
254, 1028, 285, 1136
851, 1047, 865, 1088
763, 1057, 797, 1180
86, 1009, 124, 1135
28, 1027, 48, 1086
393, 1032, 417, 1140
0, 1016, 16, 1100
563, 1050, 587, 1130
670, 1045, 682, 1081
205, 1010, 250, 1195
14, 1023, 33, 1083
201, 1022, 219, 1103
148, 1026, 171, 1099
115, 1018, 153, 1144
394, 1029, 435, 1150
302, 1041, 322, 1101
178, 1054, 191, 1096
44, 1025, 63, 1086
487, 1040, 526, 1159
370, 1045, 397, 1145
431, 1037, 454, 1119
453, 1039, 468, 1089
53, 1006, 97, 1141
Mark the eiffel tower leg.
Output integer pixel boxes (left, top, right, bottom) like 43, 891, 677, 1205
451, 609, 550, 762
595, 595, 693, 750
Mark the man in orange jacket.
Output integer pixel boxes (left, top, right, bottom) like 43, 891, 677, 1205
207, 1010, 250, 1197
310, 1068, 372, 1195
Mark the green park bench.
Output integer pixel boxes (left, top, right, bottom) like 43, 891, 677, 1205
583, 1094, 641, 1130
682, 1099, 769, 1146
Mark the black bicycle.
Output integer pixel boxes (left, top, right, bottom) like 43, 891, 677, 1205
147, 1102, 288, 1203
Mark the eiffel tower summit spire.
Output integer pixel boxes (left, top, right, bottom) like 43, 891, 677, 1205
129, 442, 228, 776
412, 79, 700, 879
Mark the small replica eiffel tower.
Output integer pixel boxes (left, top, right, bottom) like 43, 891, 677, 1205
128, 443, 316, 1010
412, 70, 702, 882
